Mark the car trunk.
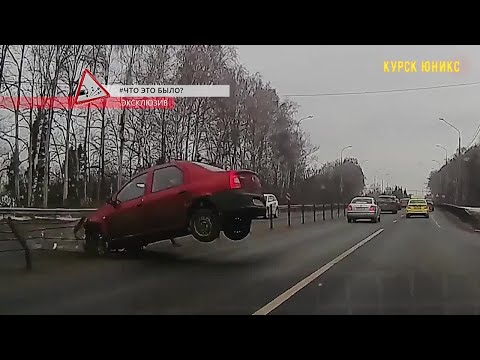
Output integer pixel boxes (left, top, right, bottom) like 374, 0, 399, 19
350, 202, 373, 212
236, 170, 263, 195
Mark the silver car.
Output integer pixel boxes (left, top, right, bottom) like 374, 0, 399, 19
346, 196, 381, 223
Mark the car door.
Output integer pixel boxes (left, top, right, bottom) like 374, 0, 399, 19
142, 165, 190, 238
271, 195, 279, 213
106, 172, 148, 239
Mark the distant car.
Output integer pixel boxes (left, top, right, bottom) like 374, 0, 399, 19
426, 199, 435, 212
346, 196, 381, 223
83, 161, 266, 256
263, 193, 279, 218
406, 198, 429, 218
400, 198, 409, 208
377, 195, 398, 214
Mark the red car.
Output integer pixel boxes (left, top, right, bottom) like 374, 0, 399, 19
83, 161, 266, 256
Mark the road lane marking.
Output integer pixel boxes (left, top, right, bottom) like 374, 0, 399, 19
393, 220, 398, 223
431, 215, 441, 228
252, 228, 385, 315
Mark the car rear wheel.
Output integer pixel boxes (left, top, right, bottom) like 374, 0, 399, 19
124, 243, 144, 256
190, 208, 221, 243
274, 208, 279, 218
223, 216, 251, 241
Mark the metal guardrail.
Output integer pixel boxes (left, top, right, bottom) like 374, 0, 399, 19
0, 203, 348, 271
437, 203, 480, 230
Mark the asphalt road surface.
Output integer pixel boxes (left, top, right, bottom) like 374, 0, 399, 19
1, 209, 480, 314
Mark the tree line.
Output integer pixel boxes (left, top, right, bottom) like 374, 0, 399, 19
428, 144, 480, 206
0, 45, 366, 208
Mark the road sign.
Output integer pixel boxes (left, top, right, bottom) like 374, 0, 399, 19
74, 69, 110, 105
286, 193, 291, 202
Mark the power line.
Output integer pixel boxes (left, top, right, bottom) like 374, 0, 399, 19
283, 81, 480, 97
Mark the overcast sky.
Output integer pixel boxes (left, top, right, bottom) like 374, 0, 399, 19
236, 45, 480, 193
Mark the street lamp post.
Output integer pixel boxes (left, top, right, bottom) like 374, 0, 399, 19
296, 115, 313, 127
436, 144, 448, 165
340, 145, 352, 201
439, 117, 462, 204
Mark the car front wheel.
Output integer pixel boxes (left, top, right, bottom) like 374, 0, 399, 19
84, 231, 110, 257
190, 208, 221, 243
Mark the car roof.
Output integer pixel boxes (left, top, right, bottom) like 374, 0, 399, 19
132, 161, 223, 177
352, 196, 374, 200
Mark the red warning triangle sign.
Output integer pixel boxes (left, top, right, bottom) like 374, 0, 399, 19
74, 69, 110, 105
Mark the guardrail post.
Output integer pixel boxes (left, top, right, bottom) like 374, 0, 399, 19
323, 204, 325, 221
330, 204, 334, 219
313, 204, 316, 222
269, 204, 273, 230
6, 217, 32, 272
288, 201, 291, 227
302, 204, 305, 224
337, 203, 340, 217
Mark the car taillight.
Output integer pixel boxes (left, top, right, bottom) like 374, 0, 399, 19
229, 171, 241, 189
347, 205, 353, 211
369, 205, 376, 212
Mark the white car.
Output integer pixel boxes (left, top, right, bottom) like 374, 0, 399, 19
263, 193, 279, 218
346, 196, 381, 223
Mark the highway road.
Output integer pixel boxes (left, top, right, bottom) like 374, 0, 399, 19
1, 209, 480, 314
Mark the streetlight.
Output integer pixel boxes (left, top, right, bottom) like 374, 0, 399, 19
436, 144, 448, 165
439, 118, 461, 156
340, 145, 352, 163
439, 117, 462, 203
297, 115, 314, 126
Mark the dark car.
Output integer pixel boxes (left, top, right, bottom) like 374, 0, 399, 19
83, 161, 266, 256
377, 195, 398, 214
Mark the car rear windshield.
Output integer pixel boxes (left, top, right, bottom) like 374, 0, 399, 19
193, 162, 226, 172
409, 199, 427, 205
352, 198, 373, 204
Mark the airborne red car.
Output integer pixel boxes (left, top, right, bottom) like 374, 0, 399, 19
83, 161, 266, 256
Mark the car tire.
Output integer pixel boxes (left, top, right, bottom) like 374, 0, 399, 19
371, 217, 378, 223
223, 216, 252, 241
347, 218, 352, 223
274, 208, 279, 218
84, 231, 110, 257
190, 208, 221, 243
378, 215, 381, 222
406, 214, 411, 218
124, 243, 144, 256
393, 210, 398, 214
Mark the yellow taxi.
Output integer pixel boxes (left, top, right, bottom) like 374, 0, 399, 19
406, 197, 429, 218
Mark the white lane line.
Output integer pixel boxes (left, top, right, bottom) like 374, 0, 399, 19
431, 215, 441, 229
252, 228, 385, 315
393, 220, 398, 223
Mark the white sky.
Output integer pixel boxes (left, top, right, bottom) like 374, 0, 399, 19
236, 45, 480, 192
